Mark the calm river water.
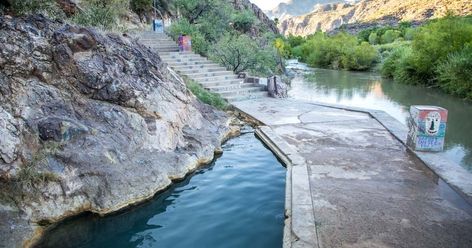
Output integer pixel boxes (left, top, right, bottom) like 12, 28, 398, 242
287, 60, 472, 172
36, 133, 286, 248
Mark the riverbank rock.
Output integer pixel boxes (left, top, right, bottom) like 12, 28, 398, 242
0, 15, 234, 247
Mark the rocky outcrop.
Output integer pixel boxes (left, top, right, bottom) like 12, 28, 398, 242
280, 0, 472, 36
230, 0, 279, 34
0, 15, 236, 247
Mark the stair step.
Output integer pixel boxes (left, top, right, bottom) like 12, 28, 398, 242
224, 91, 268, 102
167, 60, 215, 66
176, 67, 227, 74
189, 71, 235, 78
217, 87, 265, 97
194, 75, 239, 82
197, 79, 243, 87
204, 83, 260, 92
171, 64, 224, 70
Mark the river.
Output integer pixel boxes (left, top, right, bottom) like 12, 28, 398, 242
286, 60, 472, 172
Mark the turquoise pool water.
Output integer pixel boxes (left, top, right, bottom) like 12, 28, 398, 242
36, 133, 286, 248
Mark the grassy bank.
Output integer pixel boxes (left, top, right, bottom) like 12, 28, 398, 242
278, 15, 472, 100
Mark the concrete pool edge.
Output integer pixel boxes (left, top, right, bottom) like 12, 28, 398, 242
232, 98, 472, 248
254, 127, 320, 248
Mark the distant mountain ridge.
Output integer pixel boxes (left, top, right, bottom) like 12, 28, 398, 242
266, 0, 351, 19
279, 0, 472, 36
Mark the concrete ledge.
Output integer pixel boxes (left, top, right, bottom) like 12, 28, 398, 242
300, 100, 472, 206
255, 127, 319, 248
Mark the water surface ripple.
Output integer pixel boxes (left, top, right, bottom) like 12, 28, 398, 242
36, 134, 286, 248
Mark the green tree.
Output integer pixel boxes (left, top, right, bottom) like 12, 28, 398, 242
231, 10, 256, 33
209, 34, 276, 76
381, 30, 401, 44
368, 32, 378, 45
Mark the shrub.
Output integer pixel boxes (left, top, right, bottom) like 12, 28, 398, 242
368, 32, 378, 45
381, 30, 402, 44
436, 45, 472, 100
410, 15, 472, 85
381, 45, 408, 78
296, 32, 377, 71
340, 41, 378, 70
72, 0, 129, 29
404, 28, 416, 40
209, 33, 276, 76
274, 38, 291, 58
231, 10, 256, 33
187, 81, 228, 110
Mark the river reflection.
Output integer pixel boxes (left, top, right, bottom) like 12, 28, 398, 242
287, 60, 472, 172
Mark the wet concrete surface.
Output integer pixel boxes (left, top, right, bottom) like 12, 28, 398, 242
234, 98, 472, 248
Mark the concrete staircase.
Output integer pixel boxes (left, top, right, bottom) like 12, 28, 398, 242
136, 31, 267, 102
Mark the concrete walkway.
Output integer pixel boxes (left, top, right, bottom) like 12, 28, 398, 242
233, 98, 472, 248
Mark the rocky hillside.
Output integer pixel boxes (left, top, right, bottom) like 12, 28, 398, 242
231, 0, 279, 33
0, 14, 236, 247
280, 0, 472, 36
266, 0, 352, 20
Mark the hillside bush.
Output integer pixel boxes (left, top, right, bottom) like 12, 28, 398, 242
187, 81, 228, 110
436, 45, 472, 100
72, 0, 129, 29
231, 10, 256, 33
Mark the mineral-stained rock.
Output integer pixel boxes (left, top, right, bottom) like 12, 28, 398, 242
0, 15, 235, 247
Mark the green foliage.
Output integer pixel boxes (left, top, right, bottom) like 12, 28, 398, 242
274, 37, 291, 58
341, 41, 378, 70
131, 0, 152, 17
8, 0, 64, 18
168, 19, 210, 55
187, 81, 228, 110
368, 32, 378, 45
381, 30, 401, 44
357, 24, 414, 44
209, 33, 276, 76
380, 15, 472, 99
231, 10, 256, 33
286, 35, 305, 48
72, 0, 129, 29
409, 15, 472, 85
404, 28, 416, 40
169, 0, 278, 76
436, 45, 472, 100
295, 32, 377, 71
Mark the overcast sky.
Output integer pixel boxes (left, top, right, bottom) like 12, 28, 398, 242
250, 0, 288, 10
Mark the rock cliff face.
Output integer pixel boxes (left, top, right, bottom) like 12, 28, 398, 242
280, 0, 472, 36
266, 0, 349, 20
0, 15, 235, 247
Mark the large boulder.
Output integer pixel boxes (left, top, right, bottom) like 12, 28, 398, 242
0, 15, 235, 247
